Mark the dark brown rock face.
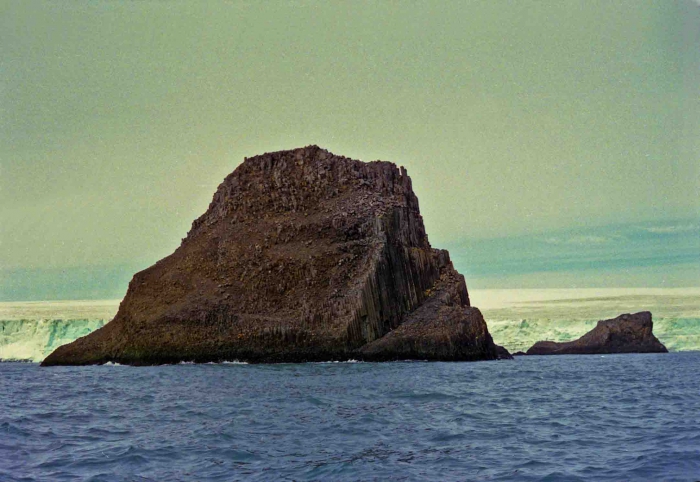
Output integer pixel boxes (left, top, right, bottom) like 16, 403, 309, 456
43, 146, 499, 366
494, 345, 514, 360
360, 270, 499, 361
526, 312, 668, 356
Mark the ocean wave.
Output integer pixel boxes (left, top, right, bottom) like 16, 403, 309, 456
3, 353, 699, 481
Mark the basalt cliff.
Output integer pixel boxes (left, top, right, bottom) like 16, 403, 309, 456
526, 311, 668, 355
43, 146, 502, 366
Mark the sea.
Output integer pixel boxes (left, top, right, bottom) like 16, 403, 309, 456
1, 288, 699, 481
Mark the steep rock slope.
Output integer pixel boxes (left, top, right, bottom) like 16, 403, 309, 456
526, 311, 668, 355
43, 146, 499, 365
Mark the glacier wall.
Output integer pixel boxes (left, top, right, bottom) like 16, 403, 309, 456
0, 300, 118, 363
0, 319, 107, 362
4, 314, 696, 363
0, 290, 698, 362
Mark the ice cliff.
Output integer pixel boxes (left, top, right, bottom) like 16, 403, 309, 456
0, 319, 107, 362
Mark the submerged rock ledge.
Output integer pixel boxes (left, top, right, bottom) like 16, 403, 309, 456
526, 311, 668, 355
43, 146, 502, 366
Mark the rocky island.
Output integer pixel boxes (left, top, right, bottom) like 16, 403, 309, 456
43, 146, 504, 366
526, 311, 668, 355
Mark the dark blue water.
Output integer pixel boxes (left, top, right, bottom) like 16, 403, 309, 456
2, 353, 699, 481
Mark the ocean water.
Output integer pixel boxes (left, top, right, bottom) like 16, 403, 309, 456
2, 353, 699, 481
1, 289, 698, 362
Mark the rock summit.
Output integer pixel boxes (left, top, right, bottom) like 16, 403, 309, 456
43, 146, 501, 365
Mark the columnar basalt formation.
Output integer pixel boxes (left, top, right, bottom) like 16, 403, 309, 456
42, 146, 500, 366
526, 311, 668, 355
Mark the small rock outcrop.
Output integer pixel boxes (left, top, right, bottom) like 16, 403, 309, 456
43, 146, 501, 366
494, 345, 514, 360
526, 312, 668, 355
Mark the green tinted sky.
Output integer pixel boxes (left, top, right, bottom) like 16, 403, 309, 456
1, 1, 699, 294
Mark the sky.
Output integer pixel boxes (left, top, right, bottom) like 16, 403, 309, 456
1, 0, 699, 300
